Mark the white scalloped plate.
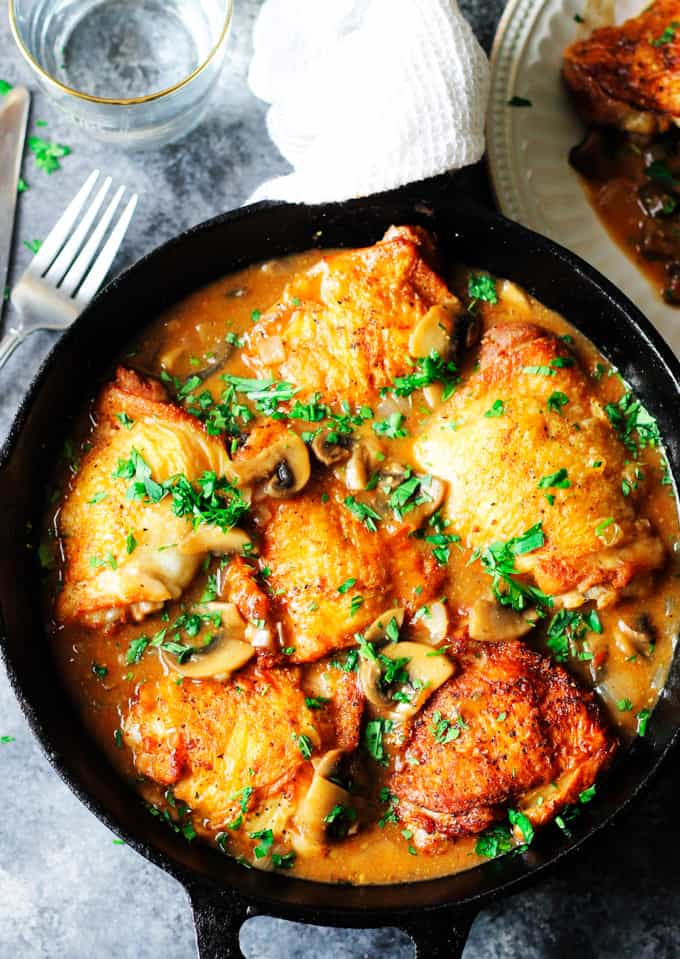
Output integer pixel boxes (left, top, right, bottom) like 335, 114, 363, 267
487, 0, 680, 357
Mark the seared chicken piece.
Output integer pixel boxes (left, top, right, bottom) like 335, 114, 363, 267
390, 641, 616, 851
564, 0, 680, 133
415, 323, 664, 599
57, 368, 243, 628
243, 226, 463, 406
123, 665, 362, 842
258, 478, 445, 663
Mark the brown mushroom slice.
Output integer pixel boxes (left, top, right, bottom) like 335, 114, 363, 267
364, 607, 406, 644
412, 600, 449, 645
468, 598, 536, 642
231, 430, 311, 498
293, 749, 355, 851
408, 300, 459, 359
311, 430, 352, 467
161, 602, 255, 680
344, 437, 385, 491
178, 526, 253, 556
359, 641, 455, 721
614, 618, 654, 659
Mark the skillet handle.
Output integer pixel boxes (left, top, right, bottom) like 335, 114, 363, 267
401, 907, 478, 958
189, 883, 254, 959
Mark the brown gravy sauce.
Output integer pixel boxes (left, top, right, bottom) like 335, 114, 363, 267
44, 250, 680, 884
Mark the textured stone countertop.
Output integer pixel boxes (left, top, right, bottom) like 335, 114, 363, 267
1, 2, 679, 957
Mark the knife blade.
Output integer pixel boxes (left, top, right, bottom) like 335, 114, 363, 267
0, 86, 30, 316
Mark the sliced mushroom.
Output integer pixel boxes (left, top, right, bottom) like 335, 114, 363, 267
412, 600, 449, 645
344, 437, 385, 491
231, 428, 311, 498
614, 618, 654, 659
408, 300, 459, 359
359, 641, 454, 721
293, 749, 355, 850
468, 599, 536, 641
364, 607, 406, 644
311, 429, 352, 466
160, 602, 255, 680
178, 526, 253, 556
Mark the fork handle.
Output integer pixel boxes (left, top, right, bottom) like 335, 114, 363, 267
0, 328, 24, 369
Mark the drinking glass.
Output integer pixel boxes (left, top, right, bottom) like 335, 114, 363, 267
9, 0, 233, 148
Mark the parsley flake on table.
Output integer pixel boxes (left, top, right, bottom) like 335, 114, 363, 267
507, 95, 533, 107
0, 80, 12, 95
28, 135, 71, 174
23, 239, 42, 254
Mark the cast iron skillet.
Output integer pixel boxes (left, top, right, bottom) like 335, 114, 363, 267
1, 173, 680, 959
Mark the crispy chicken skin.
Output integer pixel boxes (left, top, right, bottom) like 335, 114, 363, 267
390, 642, 617, 851
415, 323, 664, 598
242, 226, 462, 406
57, 368, 235, 627
259, 478, 445, 662
124, 665, 363, 835
563, 0, 680, 133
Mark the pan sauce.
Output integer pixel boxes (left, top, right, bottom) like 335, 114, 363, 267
44, 248, 680, 885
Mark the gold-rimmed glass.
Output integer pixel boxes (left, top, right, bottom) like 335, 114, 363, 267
9, 0, 233, 148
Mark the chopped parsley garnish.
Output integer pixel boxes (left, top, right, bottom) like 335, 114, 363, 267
604, 391, 660, 456
250, 828, 274, 859
349, 595, 364, 616
292, 732, 314, 759
338, 577, 357, 594
323, 803, 358, 840
546, 609, 598, 662
115, 411, 135, 429
125, 531, 137, 554
595, 517, 614, 538
363, 718, 393, 765
91, 662, 108, 679
272, 851, 296, 869
304, 696, 329, 710
378, 788, 400, 827
222, 374, 298, 417
578, 785, 596, 804
475, 823, 514, 858
616, 698, 634, 712
475, 523, 551, 611
484, 399, 505, 418
330, 649, 359, 672
523, 365, 554, 376
537, 468, 570, 490
87, 491, 108, 505
429, 710, 466, 744
650, 21, 679, 46
392, 350, 459, 400
372, 412, 408, 440
344, 495, 381, 532
507, 96, 532, 107
508, 808, 534, 844
126, 635, 150, 664
114, 449, 248, 532
645, 159, 679, 189
468, 273, 498, 310
636, 708, 651, 736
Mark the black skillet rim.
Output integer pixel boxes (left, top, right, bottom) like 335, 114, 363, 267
1, 181, 680, 929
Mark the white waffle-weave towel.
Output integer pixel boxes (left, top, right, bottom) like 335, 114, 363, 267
247, 0, 490, 203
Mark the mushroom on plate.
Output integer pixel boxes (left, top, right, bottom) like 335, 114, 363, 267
160, 602, 255, 680
358, 641, 455, 721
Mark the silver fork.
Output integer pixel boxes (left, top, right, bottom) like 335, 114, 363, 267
0, 170, 138, 369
